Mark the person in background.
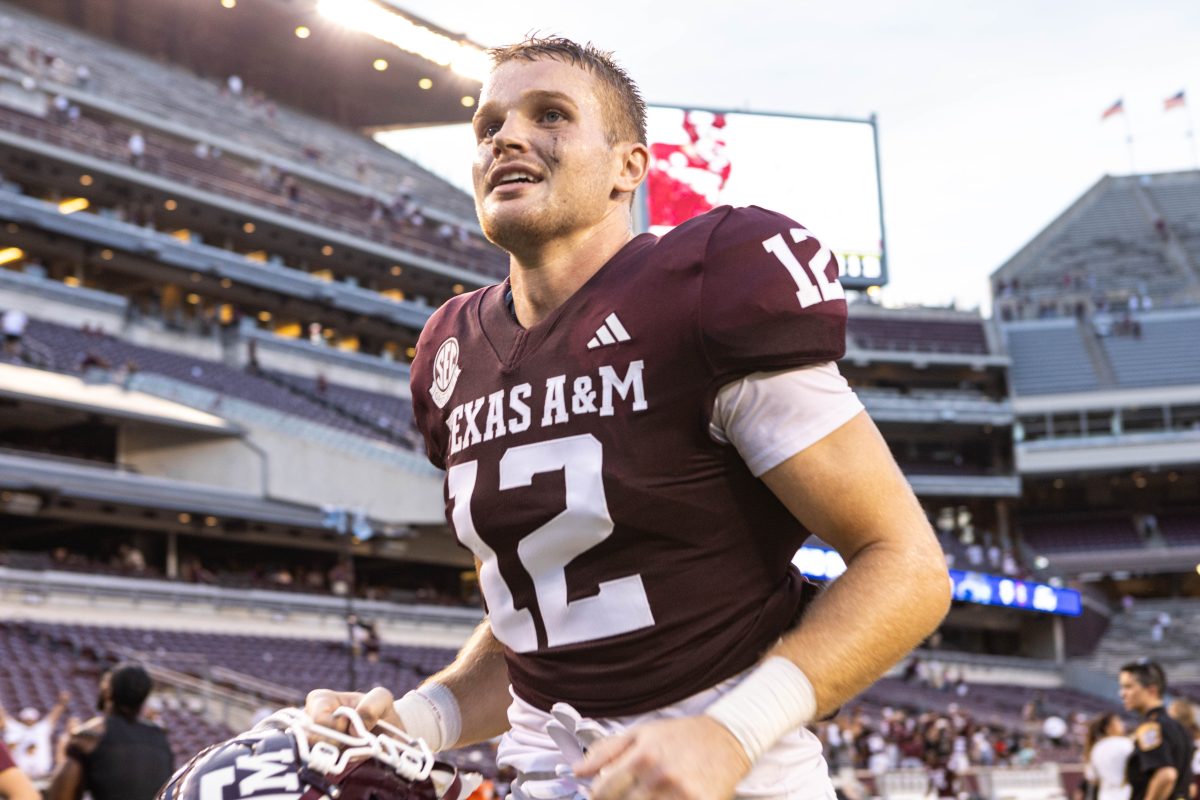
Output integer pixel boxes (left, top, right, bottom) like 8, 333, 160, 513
1120, 661, 1193, 800
0, 691, 70, 780
1168, 698, 1200, 800
1086, 712, 1133, 800
0, 741, 39, 800
46, 663, 173, 800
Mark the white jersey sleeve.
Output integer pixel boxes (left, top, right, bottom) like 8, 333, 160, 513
709, 362, 864, 477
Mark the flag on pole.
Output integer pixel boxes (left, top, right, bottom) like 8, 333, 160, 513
1164, 90, 1186, 111
1101, 98, 1125, 120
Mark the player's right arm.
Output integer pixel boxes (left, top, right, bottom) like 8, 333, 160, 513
306, 564, 512, 749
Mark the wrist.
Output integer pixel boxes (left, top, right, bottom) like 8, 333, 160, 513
704, 656, 817, 764
393, 682, 462, 752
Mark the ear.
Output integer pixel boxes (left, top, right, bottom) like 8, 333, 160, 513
613, 142, 650, 198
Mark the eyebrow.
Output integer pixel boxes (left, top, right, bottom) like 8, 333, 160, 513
473, 89, 580, 124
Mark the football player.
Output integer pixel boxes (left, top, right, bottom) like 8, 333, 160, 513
307, 36, 951, 800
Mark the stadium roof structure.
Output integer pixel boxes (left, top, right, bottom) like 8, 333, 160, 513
4, 0, 485, 130
991, 170, 1200, 310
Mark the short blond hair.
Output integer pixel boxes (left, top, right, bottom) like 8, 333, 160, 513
488, 36, 647, 146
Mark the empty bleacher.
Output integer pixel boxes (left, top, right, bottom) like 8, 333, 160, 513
848, 315, 990, 355
1019, 514, 1142, 554
1098, 309, 1200, 388
1003, 321, 1100, 395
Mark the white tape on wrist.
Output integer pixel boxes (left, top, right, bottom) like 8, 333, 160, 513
393, 682, 462, 752
704, 657, 818, 764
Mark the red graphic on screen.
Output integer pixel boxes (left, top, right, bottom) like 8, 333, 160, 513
648, 111, 732, 228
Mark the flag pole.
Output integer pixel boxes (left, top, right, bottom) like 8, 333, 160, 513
1187, 107, 1199, 170
1122, 111, 1137, 174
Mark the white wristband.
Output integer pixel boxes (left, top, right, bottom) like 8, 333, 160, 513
393, 682, 462, 752
704, 657, 818, 764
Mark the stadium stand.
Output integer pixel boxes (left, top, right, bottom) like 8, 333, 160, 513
1002, 320, 1101, 396
993, 172, 1200, 318
1098, 308, 1200, 388
847, 315, 990, 356
0, 622, 234, 766
12, 317, 418, 447
0, 2, 479, 224
1018, 514, 1144, 554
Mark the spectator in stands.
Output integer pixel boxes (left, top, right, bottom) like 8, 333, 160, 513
0, 741, 38, 800
226, 74, 243, 97
1085, 712, 1133, 800
0, 691, 70, 779
126, 129, 146, 169
1, 306, 27, 356
46, 662, 173, 800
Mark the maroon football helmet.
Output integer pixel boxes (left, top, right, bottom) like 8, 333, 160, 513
158, 707, 470, 800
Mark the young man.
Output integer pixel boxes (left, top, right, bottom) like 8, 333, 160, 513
1119, 661, 1193, 800
307, 37, 950, 800
46, 663, 173, 800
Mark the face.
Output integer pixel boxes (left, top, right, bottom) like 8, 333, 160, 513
471, 58, 631, 253
1106, 716, 1126, 737
97, 673, 111, 712
1119, 671, 1157, 713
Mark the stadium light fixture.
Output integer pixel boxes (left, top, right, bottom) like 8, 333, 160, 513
460, 96, 475, 108
373, 59, 389, 72
58, 197, 90, 215
315, 0, 489, 82
220, 0, 236, 8
0, 247, 24, 265
295, 26, 312, 39
418, 78, 432, 90
164, 199, 178, 211
79, 174, 93, 186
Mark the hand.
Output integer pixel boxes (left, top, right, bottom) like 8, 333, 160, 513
575, 715, 752, 800
304, 687, 403, 737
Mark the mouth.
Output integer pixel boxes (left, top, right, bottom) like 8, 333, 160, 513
488, 167, 544, 195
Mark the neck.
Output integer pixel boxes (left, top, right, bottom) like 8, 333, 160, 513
507, 207, 634, 328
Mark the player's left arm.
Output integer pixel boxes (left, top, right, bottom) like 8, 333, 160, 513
758, 409, 951, 714
580, 411, 950, 800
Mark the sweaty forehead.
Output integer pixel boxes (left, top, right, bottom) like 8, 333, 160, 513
479, 58, 605, 112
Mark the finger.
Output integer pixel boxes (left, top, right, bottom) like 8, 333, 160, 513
355, 686, 398, 731
574, 733, 634, 777
306, 689, 359, 733
587, 749, 643, 800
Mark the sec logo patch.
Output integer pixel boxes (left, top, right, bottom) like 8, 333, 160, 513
430, 337, 462, 409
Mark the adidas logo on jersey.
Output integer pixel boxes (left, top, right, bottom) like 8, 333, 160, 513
587, 313, 631, 349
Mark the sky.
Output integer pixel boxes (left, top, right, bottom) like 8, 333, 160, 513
382, 0, 1200, 313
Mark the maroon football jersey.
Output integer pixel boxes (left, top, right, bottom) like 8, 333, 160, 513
410, 206, 848, 716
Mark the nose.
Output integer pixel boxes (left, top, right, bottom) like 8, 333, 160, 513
492, 113, 530, 156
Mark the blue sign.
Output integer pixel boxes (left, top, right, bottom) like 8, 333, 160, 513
792, 547, 1082, 617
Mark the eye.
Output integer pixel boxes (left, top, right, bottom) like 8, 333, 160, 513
542, 109, 565, 124
476, 121, 500, 140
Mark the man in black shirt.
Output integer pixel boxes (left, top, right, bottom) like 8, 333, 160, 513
1121, 660, 1194, 800
46, 662, 174, 800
